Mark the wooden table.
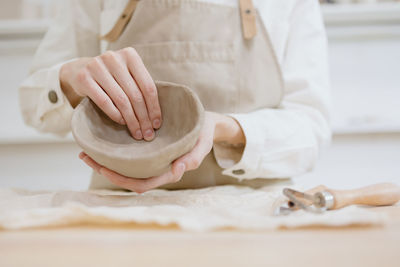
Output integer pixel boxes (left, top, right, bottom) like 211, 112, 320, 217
1, 206, 399, 267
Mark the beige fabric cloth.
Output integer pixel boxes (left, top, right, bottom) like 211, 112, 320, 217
0, 186, 386, 231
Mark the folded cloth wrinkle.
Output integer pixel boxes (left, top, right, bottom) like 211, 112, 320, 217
0, 186, 387, 231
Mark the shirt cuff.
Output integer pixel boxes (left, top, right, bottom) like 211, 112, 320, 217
212, 113, 263, 180
36, 61, 73, 120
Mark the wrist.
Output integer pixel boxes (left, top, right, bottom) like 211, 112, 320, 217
212, 113, 246, 146
60, 58, 88, 108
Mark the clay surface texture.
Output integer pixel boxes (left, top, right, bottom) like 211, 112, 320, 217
71, 81, 204, 178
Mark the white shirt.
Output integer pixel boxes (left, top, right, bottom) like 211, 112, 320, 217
19, 0, 331, 180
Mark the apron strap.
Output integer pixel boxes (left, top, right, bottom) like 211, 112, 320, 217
100, 0, 140, 42
101, 0, 257, 43
239, 0, 257, 40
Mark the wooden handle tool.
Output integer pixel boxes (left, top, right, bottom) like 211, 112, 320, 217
282, 183, 400, 214
309, 183, 400, 210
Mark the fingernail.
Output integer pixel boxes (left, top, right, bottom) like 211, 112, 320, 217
152, 119, 161, 129
144, 129, 154, 140
134, 130, 143, 140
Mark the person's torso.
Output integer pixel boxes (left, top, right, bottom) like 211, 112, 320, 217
90, 0, 288, 190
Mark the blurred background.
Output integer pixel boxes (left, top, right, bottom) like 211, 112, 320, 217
0, 0, 399, 190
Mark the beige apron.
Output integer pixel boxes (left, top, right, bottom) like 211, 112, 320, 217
90, 0, 289, 190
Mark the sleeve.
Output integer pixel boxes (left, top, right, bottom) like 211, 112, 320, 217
213, 0, 332, 180
18, 0, 101, 135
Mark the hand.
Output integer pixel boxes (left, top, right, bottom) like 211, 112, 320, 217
60, 47, 162, 141
79, 111, 246, 193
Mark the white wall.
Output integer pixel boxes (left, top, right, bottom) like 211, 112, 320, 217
0, 3, 399, 190
0, 142, 91, 190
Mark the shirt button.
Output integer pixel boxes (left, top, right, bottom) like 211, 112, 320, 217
48, 90, 58, 103
232, 169, 245, 175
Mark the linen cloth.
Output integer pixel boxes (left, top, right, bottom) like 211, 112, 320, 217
0, 185, 386, 231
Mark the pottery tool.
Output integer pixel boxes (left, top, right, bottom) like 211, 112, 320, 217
277, 183, 400, 215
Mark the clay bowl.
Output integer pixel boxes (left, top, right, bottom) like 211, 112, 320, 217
71, 81, 204, 178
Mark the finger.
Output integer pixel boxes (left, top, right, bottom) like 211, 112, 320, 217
76, 69, 125, 125
79, 152, 164, 193
101, 161, 186, 193
122, 47, 162, 130
78, 152, 147, 191
87, 57, 142, 140
79, 151, 186, 193
79, 152, 103, 173
101, 51, 154, 141
128, 85, 155, 141
78, 151, 85, 159
175, 137, 212, 171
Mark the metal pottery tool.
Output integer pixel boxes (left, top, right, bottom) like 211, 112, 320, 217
278, 183, 400, 215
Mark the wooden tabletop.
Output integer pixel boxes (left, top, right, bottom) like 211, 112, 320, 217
1, 206, 399, 267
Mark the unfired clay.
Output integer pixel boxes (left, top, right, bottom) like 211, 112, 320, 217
71, 81, 204, 178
